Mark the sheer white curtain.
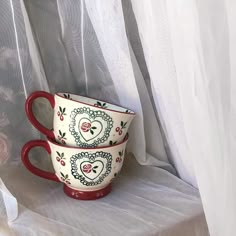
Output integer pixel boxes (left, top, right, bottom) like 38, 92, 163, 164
0, 0, 234, 235
132, 0, 235, 235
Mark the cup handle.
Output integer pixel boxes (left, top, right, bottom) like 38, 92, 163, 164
21, 140, 60, 182
25, 91, 55, 139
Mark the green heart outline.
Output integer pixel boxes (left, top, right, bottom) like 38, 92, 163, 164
70, 151, 112, 186
69, 107, 113, 147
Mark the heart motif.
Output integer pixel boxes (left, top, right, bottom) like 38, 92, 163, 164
70, 151, 112, 186
79, 118, 102, 142
80, 161, 104, 180
69, 108, 114, 147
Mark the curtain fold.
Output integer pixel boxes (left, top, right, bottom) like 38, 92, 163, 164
0, 0, 235, 235
131, 0, 235, 235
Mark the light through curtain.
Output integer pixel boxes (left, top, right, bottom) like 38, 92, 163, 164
0, 0, 235, 235
132, 0, 236, 235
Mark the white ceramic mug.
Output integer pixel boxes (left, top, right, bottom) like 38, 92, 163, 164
25, 91, 135, 147
21, 135, 128, 200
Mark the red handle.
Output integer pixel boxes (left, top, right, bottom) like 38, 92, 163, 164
25, 91, 55, 139
21, 140, 60, 182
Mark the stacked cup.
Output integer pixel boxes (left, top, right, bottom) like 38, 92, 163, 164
21, 91, 135, 200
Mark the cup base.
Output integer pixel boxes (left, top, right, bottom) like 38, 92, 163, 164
63, 184, 112, 200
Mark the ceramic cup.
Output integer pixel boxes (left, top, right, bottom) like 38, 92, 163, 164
25, 91, 135, 147
21, 135, 129, 200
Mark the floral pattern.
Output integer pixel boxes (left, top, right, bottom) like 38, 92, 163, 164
116, 150, 123, 163
82, 163, 92, 173
81, 122, 91, 132
115, 121, 127, 135
60, 172, 71, 185
69, 107, 113, 147
94, 101, 107, 108
82, 163, 99, 174
71, 151, 112, 186
80, 122, 97, 134
58, 130, 67, 144
56, 151, 66, 166
57, 106, 66, 121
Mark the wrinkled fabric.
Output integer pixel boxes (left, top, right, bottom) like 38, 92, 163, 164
131, 0, 236, 235
0, 0, 233, 235
0, 156, 208, 236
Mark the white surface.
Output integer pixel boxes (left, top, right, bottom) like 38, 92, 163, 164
0, 155, 208, 236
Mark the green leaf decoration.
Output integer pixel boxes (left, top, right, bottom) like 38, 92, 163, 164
110, 141, 117, 145
91, 127, 97, 129
119, 151, 122, 156
56, 151, 60, 156
103, 103, 106, 107
121, 121, 124, 127
90, 130, 94, 135
60, 172, 65, 178
59, 106, 62, 112
97, 101, 102, 106
63, 132, 66, 137
93, 166, 98, 169
63, 94, 70, 99
59, 130, 62, 136
65, 174, 68, 179
61, 153, 64, 157
63, 108, 66, 113
123, 122, 127, 128
125, 110, 129, 113
93, 169, 97, 173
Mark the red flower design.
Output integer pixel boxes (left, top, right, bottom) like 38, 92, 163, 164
81, 122, 91, 132
61, 140, 66, 145
82, 164, 92, 173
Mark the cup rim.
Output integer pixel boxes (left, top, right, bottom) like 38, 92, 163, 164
55, 93, 136, 116
47, 133, 129, 150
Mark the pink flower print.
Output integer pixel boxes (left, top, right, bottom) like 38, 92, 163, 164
58, 130, 67, 144
82, 164, 92, 173
115, 121, 127, 136
56, 152, 66, 166
60, 172, 71, 185
57, 107, 66, 121
81, 122, 91, 132
0, 133, 10, 165
116, 150, 124, 163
